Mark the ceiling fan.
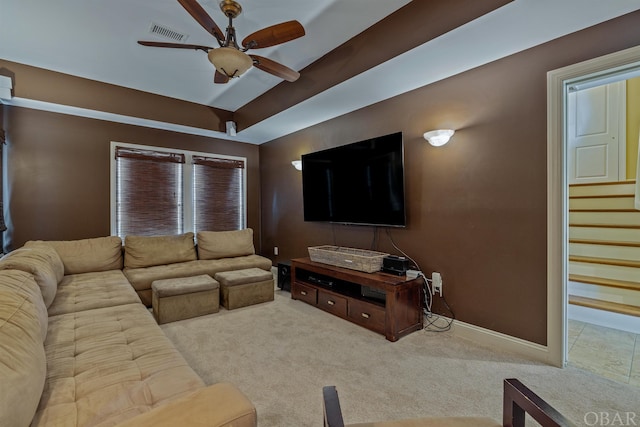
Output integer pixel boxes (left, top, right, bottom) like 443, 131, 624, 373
138, 0, 305, 84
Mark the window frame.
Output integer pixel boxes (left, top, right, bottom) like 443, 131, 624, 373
110, 141, 247, 238
0, 138, 6, 243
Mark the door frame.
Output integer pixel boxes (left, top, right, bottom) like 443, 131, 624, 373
546, 45, 640, 367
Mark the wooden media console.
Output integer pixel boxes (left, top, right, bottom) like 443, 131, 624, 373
291, 257, 423, 341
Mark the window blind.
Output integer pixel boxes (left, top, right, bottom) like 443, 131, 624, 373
115, 147, 185, 239
192, 156, 245, 232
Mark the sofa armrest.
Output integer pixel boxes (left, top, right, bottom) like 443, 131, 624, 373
503, 378, 575, 427
324, 379, 575, 427
115, 383, 256, 427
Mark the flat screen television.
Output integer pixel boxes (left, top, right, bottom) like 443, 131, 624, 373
302, 132, 406, 227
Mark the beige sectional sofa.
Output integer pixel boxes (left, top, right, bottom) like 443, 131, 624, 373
0, 230, 269, 427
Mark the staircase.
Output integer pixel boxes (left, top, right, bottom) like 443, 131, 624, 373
568, 180, 640, 330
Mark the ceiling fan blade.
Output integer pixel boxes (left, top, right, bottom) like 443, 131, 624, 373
138, 41, 212, 52
177, 0, 225, 42
242, 20, 305, 49
250, 55, 300, 82
214, 70, 230, 84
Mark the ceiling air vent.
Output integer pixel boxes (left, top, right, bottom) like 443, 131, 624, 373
149, 22, 188, 42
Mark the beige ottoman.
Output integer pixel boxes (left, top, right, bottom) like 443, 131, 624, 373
215, 268, 274, 310
152, 274, 219, 324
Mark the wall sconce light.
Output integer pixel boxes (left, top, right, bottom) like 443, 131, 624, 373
423, 129, 455, 147
291, 160, 302, 170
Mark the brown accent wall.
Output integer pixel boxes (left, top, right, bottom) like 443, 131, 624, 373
258, 11, 640, 345
3, 106, 261, 252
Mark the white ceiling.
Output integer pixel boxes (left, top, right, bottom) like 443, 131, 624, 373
0, 0, 411, 111
2, 0, 640, 144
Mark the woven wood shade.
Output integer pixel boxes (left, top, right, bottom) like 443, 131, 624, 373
114, 146, 246, 239
192, 156, 245, 232
115, 147, 185, 238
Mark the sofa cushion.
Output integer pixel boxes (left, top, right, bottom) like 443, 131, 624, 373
27, 236, 123, 275
48, 270, 141, 316
124, 233, 197, 269
0, 247, 60, 308
0, 270, 48, 427
0, 269, 49, 341
32, 303, 205, 427
22, 242, 65, 282
197, 229, 255, 260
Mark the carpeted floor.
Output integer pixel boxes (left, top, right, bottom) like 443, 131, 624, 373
160, 287, 640, 426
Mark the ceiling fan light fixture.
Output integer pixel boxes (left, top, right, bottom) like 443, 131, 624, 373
208, 47, 253, 78
138, 0, 305, 83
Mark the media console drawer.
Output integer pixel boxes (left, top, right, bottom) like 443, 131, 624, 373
347, 299, 385, 333
318, 290, 347, 317
292, 282, 317, 305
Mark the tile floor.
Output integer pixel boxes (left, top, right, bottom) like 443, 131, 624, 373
568, 319, 640, 386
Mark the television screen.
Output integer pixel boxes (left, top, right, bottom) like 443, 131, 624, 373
302, 132, 406, 227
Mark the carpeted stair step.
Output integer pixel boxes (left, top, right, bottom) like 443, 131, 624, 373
569, 211, 640, 226
568, 295, 640, 318
568, 274, 640, 292
568, 192, 635, 211
569, 238, 640, 248
569, 225, 640, 243
568, 181, 636, 197
569, 255, 640, 269
569, 239, 640, 262
569, 223, 640, 229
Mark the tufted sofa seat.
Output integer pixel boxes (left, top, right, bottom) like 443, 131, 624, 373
46, 270, 141, 316
0, 235, 257, 427
34, 303, 209, 426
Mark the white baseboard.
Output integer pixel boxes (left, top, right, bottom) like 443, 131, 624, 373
568, 304, 640, 334
447, 318, 552, 364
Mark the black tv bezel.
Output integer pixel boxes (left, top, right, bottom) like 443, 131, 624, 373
301, 132, 407, 228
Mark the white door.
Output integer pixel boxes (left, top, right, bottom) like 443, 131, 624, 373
567, 81, 625, 184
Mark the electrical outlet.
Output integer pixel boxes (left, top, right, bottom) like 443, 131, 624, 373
432, 272, 442, 296
274, 246, 279, 256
